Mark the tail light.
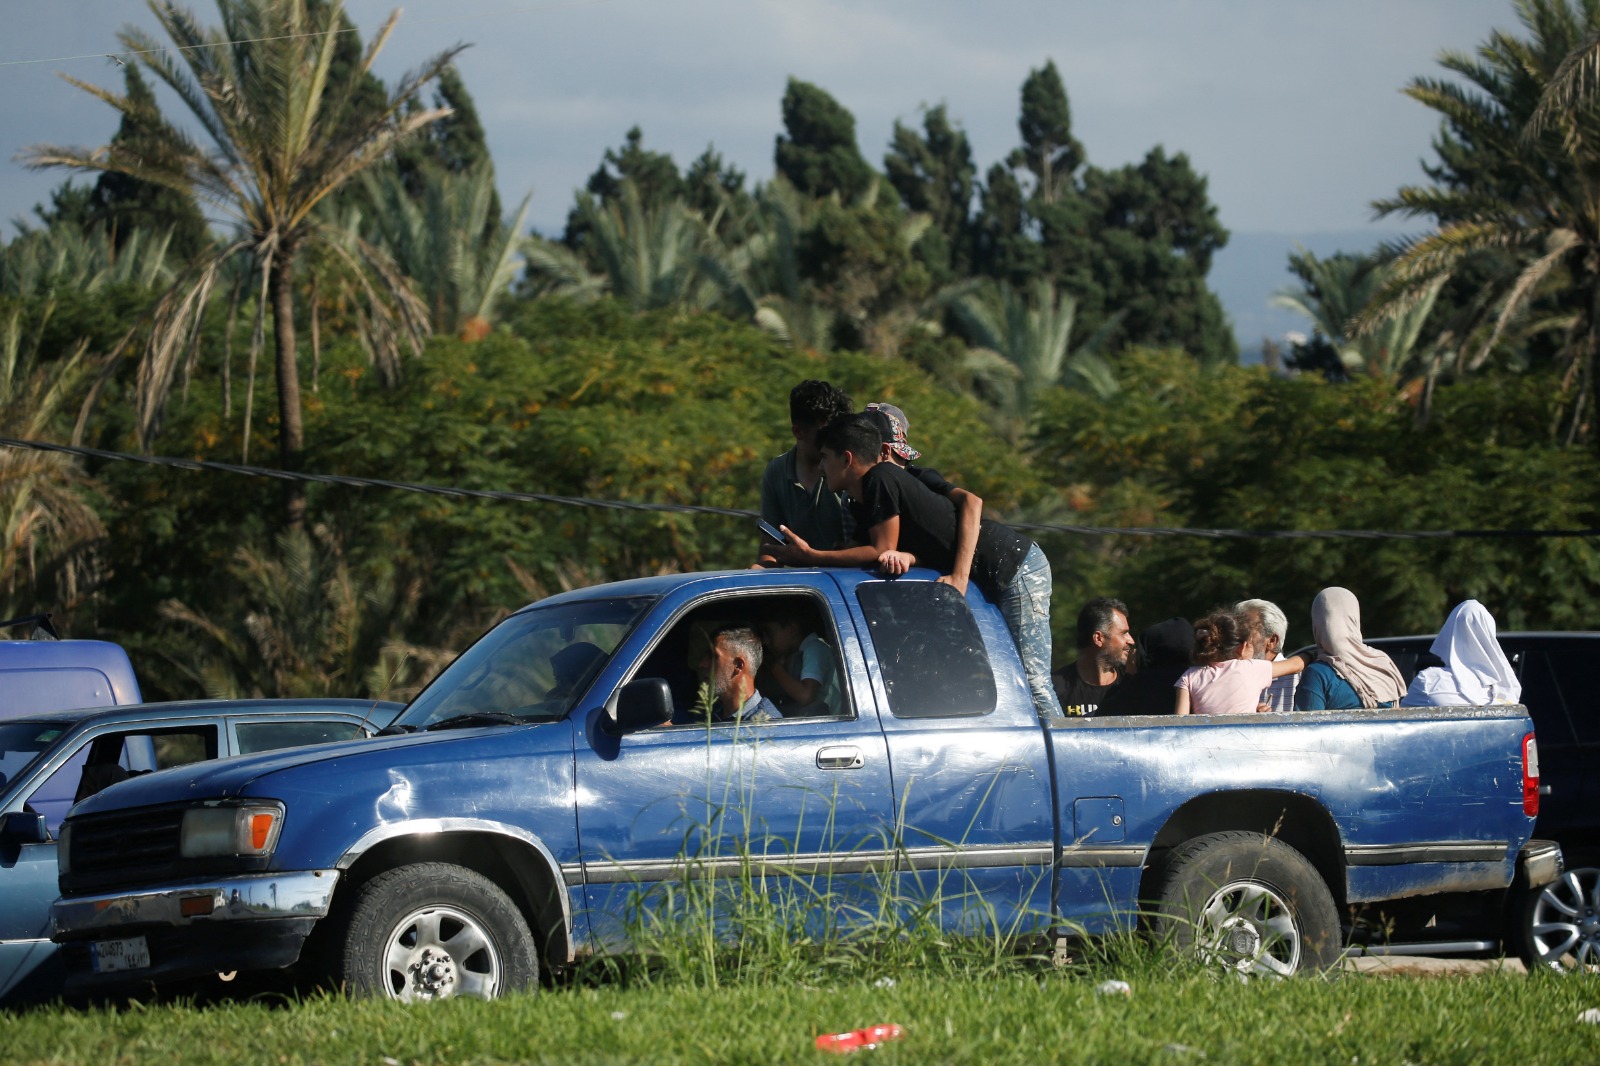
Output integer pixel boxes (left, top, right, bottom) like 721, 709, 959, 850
1522, 733, 1540, 817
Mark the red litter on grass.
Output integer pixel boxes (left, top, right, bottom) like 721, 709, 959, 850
815, 1024, 905, 1053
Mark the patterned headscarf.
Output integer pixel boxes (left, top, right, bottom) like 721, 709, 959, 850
865, 402, 922, 461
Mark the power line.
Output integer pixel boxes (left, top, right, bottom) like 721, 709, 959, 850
4, 436, 1596, 542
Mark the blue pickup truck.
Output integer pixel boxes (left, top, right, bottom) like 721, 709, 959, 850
49, 569, 1557, 1000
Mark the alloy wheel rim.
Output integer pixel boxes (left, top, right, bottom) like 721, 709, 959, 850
1529, 866, 1600, 973
382, 904, 502, 1001
1195, 879, 1302, 978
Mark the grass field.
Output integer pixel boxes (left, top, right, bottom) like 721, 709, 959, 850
13, 821, 1595, 1063
7, 960, 1599, 1065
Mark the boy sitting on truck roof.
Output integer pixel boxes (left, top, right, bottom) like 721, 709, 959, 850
771, 414, 1063, 718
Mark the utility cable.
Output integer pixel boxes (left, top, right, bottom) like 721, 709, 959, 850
4, 436, 1596, 542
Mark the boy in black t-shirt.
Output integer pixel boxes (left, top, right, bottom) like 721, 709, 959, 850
772, 414, 1064, 718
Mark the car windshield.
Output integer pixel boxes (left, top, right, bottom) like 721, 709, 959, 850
398, 596, 654, 730
0, 720, 70, 788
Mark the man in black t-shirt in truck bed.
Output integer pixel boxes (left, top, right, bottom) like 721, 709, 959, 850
771, 414, 1064, 718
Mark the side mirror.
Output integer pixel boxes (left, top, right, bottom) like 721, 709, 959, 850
0, 810, 48, 845
605, 678, 673, 736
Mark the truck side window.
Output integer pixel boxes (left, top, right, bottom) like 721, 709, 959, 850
632, 592, 851, 724
856, 581, 997, 719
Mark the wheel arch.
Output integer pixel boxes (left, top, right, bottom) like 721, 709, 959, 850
333, 819, 573, 971
1141, 789, 1347, 909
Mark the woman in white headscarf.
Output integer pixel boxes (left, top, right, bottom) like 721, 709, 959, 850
1295, 587, 1407, 710
1400, 599, 1520, 707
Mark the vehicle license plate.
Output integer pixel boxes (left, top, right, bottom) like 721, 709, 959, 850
90, 935, 150, 973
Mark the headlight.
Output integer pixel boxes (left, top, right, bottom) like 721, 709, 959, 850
57, 822, 71, 876
179, 804, 284, 858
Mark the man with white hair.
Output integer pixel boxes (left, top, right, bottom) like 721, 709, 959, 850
1237, 598, 1297, 713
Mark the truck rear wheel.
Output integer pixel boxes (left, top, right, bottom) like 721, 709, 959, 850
1151, 831, 1342, 977
337, 862, 537, 1001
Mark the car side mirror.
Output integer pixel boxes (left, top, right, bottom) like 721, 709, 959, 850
605, 678, 673, 736
0, 810, 48, 845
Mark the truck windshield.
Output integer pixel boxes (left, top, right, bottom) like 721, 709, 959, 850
0, 720, 69, 788
398, 597, 654, 730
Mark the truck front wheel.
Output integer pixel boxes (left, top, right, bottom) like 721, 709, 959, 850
337, 862, 538, 1001
1151, 831, 1342, 977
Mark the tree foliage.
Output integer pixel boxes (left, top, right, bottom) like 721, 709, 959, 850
23, 0, 459, 527
1365, 0, 1600, 445
7, 2, 1598, 703
971, 64, 1236, 363
775, 79, 874, 202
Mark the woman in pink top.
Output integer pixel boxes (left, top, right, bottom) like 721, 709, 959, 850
1176, 609, 1310, 715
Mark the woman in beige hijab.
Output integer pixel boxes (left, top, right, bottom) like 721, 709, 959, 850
1295, 587, 1406, 710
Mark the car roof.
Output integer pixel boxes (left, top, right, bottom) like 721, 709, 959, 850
0, 697, 404, 731
1370, 631, 1598, 643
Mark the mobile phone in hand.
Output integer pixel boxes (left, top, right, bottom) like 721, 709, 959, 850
757, 518, 787, 543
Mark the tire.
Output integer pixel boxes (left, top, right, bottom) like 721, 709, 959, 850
1515, 864, 1600, 974
336, 862, 538, 1001
1150, 831, 1343, 977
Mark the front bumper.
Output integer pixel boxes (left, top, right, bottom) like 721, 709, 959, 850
52, 869, 339, 990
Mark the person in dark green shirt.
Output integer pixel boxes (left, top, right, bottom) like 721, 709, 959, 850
756, 380, 853, 567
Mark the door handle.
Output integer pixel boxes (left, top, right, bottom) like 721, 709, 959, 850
816, 745, 864, 770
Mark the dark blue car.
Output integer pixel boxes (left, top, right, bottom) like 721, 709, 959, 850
0, 698, 400, 1005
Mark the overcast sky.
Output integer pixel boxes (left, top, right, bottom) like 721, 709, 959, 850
2, 0, 1517, 242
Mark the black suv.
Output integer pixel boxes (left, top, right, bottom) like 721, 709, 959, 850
1369, 632, 1596, 971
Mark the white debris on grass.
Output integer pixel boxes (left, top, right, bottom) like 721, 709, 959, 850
1096, 979, 1132, 996
1579, 1008, 1600, 1024
611, 1011, 628, 1020
873, 977, 896, 989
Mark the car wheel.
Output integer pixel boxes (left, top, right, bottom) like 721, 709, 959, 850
1151, 831, 1343, 978
1518, 865, 1600, 973
338, 862, 538, 1001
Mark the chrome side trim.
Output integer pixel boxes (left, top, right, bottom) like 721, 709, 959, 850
336, 817, 572, 960
52, 870, 339, 937
1519, 839, 1562, 888
575, 843, 1055, 885
1344, 842, 1509, 866
1058, 845, 1147, 868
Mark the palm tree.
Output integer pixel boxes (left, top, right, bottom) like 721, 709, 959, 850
24, 0, 461, 527
1, 223, 175, 302
0, 321, 106, 618
1359, 0, 1600, 443
357, 162, 531, 338
158, 523, 436, 699
1274, 248, 1446, 379
525, 182, 720, 311
700, 178, 838, 351
952, 277, 1117, 440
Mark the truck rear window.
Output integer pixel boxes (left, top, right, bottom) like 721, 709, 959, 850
856, 581, 997, 719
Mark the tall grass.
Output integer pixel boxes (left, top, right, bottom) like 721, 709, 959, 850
582, 700, 1159, 992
